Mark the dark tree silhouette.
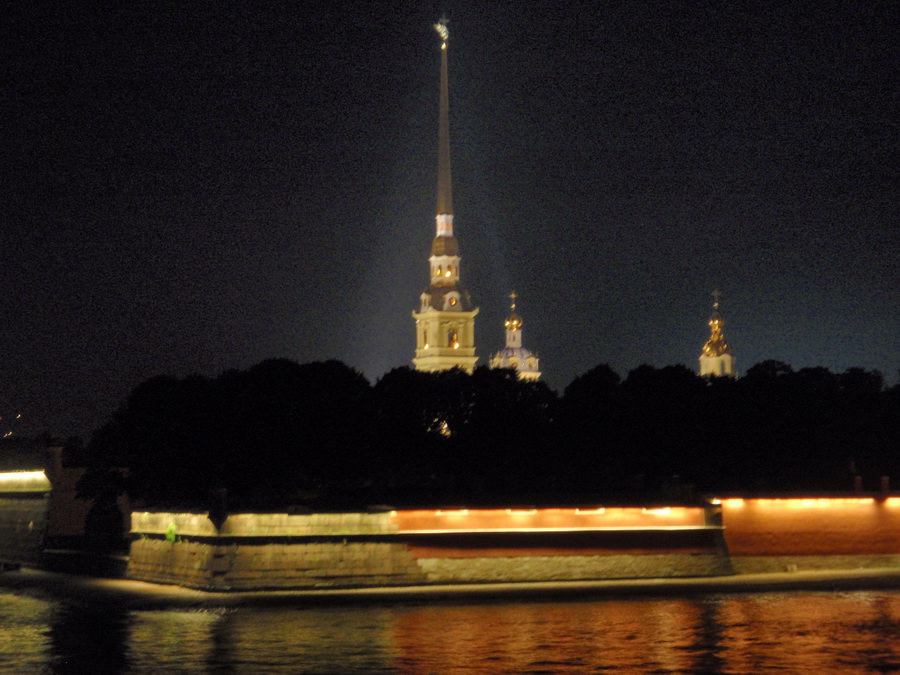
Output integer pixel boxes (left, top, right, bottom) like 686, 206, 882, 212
451, 366, 558, 502
80, 360, 373, 509
79, 357, 898, 510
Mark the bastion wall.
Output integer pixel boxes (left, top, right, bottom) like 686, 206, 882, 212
126, 498, 900, 590
719, 496, 900, 573
0, 470, 52, 567
127, 507, 731, 590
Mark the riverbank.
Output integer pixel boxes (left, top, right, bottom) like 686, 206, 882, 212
2, 566, 899, 610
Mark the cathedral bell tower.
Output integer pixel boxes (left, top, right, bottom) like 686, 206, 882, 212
699, 290, 736, 377
412, 19, 478, 373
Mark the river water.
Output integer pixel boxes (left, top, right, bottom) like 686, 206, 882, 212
1, 588, 898, 673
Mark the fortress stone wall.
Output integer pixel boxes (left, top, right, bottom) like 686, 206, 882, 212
3, 488, 896, 589
719, 496, 900, 573
126, 498, 900, 591
127, 507, 731, 590
0, 470, 52, 567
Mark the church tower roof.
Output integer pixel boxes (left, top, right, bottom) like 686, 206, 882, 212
699, 290, 736, 377
504, 291, 522, 332
702, 291, 732, 357
491, 292, 541, 381
412, 19, 479, 374
430, 17, 458, 256
436, 18, 452, 217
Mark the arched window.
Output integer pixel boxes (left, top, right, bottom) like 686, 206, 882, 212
448, 329, 459, 348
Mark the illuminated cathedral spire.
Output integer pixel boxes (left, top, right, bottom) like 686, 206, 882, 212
412, 18, 479, 374
699, 290, 736, 377
435, 17, 452, 223
490, 292, 541, 380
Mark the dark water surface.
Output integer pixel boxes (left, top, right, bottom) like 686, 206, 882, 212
1, 589, 898, 673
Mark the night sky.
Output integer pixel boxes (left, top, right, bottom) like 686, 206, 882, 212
4, 1, 897, 439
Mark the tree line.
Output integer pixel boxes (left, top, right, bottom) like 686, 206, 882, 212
78, 359, 899, 510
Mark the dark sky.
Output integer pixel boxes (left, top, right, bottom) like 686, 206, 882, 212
3, 1, 898, 439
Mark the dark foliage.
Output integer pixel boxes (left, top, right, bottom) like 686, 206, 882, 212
79, 359, 372, 509
79, 359, 899, 509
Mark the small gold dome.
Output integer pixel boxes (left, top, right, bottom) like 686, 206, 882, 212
505, 312, 522, 331
702, 307, 731, 356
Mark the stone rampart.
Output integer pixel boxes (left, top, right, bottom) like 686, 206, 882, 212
0, 495, 49, 566
128, 511, 427, 589
127, 507, 729, 590
417, 553, 726, 583
719, 496, 900, 573
0, 471, 52, 566
125, 497, 900, 590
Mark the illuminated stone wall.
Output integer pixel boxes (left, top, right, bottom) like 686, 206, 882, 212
417, 554, 726, 583
130, 537, 427, 590
126, 499, 900, 590
128, 512, 427, 589
0, 496, 49, 565
127, 507, 730, 590
392, 506, 730, 583
720, 497, 900, 573
0, 471, 52, 566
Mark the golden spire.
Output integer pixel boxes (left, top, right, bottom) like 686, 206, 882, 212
435, 17, 452, 217
702, 290, 732, 357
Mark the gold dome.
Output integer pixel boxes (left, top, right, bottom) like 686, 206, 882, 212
505, 312, 522, 331
702, 307, 731, 356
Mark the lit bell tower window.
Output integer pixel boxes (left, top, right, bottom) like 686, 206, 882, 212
448, 329, 459, 348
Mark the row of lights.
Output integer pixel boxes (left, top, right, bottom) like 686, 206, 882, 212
715, 497, 900, 508
432, 507, 676, 517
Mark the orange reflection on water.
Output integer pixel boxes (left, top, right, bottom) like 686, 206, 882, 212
714, 592, 900, 673
19, 590, 900, 672
386, 593, 900, 674
389, 598, 705, 673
